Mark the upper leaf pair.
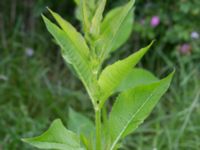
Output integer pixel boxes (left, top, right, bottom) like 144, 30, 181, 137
42, 8, 153, 108
74, 0, 96, 32
42, 0, 135, 106
74, 0, 134, 59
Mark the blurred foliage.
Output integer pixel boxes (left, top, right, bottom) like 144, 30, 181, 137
0, 0, 200, 149
133, 0, 200, 71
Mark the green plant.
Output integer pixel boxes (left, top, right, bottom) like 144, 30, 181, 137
22, 0, 174, 149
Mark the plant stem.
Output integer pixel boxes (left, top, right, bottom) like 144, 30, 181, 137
102, 105, 107, 125
95, 108, 101, 150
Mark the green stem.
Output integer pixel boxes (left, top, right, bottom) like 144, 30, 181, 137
102, 105, 107, 125
95, 108, 101, 150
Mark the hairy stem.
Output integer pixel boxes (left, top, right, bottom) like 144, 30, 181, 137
95, 108, 101, 150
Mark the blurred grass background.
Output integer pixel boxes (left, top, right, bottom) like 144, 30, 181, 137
0, 0, 200, 149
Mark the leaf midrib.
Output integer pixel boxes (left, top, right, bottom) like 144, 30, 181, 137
61, 26, 90, 66
110, 87, 157, 150
31, 141, 80, 148
100, 1, 134, 59
50, 11, 90, 60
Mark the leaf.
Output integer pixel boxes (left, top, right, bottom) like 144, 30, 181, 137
79, 0, 91, 32
42, 15, 98, 104
68, 108, 95, 150
68, 108, 95, 137
74, 0, 95, 28
98, 41, 154, 107
116, 68, 159, 92
107, 72, 174, 150
22, 119, 84, 150
101, 6, 134, 52
48, 9, 90, 59
95, 0, 135, 60
90, 0, 107, 36
73, 0, 80, 5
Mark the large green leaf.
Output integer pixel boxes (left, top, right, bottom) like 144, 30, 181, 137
95, 0, 135, 61
101, 6, 134, 52
116, 68, 159, 92
98, 41, 154, 107
22, 119, 84, 150
42, 15, 99, 104
107, 72, 174, 150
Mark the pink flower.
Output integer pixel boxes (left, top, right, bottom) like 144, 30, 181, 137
179, 43, 191, 55
151, 16, 160, 27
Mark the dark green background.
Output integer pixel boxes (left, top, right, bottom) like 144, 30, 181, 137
0, 0, 200, 149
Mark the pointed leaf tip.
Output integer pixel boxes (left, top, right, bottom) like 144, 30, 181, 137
41, 11, 98, 104
101, 4, 134, 52
22, 119, 83, 150
98, 41, 155, 107
107, 72, 174, 149
96, 0, 136, 59
47, 7, 54, 15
